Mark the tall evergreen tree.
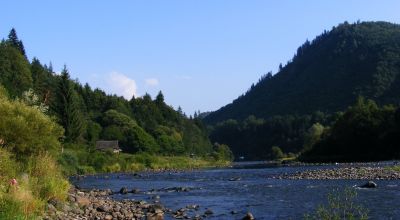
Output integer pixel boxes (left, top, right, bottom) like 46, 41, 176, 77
53, 66, 85, 142
7, 28, 26, 57
155, 91, 164, 104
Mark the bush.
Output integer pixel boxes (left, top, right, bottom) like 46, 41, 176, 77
77, 166, 96, 175
126, 163, 146, 172
305, 187, 368, 220
271, 146, 285, 160
0, 94, 63, 157
103, 163, 121, 173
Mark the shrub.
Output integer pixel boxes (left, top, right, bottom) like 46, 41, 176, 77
103, 163, 121, 173
0, 95, 63, 157
304, 187, 368, 220
77, 166, 96, 175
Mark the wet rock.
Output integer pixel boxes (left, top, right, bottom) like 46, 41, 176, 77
229, 177, 241, 181
242, 212, 255, 220
360, 181, 378, 188
151, 195, 161, 200
131, 188, 140, 194
120, 187, 129, 194
204, 209, 213, 215
186, 204, 199, 210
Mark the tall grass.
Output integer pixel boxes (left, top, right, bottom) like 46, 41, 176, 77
0, 149, 69, 219
58, 147, 231, 175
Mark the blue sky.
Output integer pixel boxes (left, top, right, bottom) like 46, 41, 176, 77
1, 1, 400, 115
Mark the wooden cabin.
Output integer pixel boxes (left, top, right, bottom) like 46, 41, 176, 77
95, 140, 122, 153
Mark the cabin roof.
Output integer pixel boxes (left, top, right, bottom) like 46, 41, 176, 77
96, 140, 120, 150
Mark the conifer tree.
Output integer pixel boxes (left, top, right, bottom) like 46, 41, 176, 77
7, 28, 26, 57
53, 65, 85, 142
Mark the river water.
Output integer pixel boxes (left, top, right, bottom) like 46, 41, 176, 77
74, 162, 400, 219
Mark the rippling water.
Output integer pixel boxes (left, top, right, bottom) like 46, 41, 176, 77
73, 162, 400, 219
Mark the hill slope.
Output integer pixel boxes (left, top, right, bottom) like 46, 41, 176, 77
205, 21, 400, 124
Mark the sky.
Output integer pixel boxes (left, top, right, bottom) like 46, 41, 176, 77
1, 1, 400, 115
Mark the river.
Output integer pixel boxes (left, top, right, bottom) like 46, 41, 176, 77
73, 162, 400, 219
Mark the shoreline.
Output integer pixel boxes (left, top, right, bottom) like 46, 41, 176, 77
43, 186, 165, 220
274, 165, 400, 180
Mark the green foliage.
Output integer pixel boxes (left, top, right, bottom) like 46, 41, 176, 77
0, 91, 64, 157
0, 94, 68, 219
53, 66, 85, 143
300, 97, 399, 162
209, 113, 334, 160
0, 42, 32, 97
6, 28, 26, 57
304, 187, 368, 220
303, 123, 325, 153
271, 146, 285, 160
212, 143, 234, 161
101, 109, 160, 153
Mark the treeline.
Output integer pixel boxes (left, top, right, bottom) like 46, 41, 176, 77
208, 112, 339, 160
209, 97, 400, 162
300, 98, 400, 162
0, 28, 219, 157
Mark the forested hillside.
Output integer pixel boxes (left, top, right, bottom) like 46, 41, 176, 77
0, 28, 214, 156
205, 21, 400, 123
206, 21, 400, 160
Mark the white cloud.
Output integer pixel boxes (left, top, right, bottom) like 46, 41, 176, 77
145, 78, 159, 87
108, 71, 138, 99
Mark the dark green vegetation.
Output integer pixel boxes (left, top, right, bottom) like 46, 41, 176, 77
300, 98, 400, 162
205, 21, 400, 161
0, 29, 231, 218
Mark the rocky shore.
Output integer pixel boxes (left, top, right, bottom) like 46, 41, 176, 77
43, 187, 165, 220
43, 186, 255, 220
275, 166, 400, 180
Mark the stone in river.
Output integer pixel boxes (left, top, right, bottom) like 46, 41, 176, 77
360, 181, 377, 188
242, 212, 255, 220
131, 188, 140, 194
204, 209, 213, 215
119, 187, 129, 194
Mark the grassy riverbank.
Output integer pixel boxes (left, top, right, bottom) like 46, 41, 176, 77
58, 147, 231, 175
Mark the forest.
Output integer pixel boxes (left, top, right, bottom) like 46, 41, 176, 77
206, 21, 400, 161
0, 29, 232, 174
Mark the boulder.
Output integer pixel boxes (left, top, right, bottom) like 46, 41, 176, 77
242, 212, 255, 220
204, 209, 213, 215
360, 181, 377, 188
120, 187, 129, 194
131, 188, 140, 194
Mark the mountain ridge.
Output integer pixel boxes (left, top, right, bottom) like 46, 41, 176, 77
205, 21, 400, 124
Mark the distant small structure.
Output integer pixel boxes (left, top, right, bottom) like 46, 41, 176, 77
96, 140, 122, 153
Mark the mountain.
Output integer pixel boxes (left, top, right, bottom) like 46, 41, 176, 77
205, 21, 400, 124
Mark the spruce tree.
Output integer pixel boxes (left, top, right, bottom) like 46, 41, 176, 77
53, 66, 85, 142
155, 91, 164, 104
7, 28, 26, 57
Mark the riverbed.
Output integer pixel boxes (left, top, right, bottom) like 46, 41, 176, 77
73, 162, 400, 219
